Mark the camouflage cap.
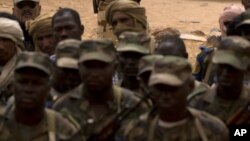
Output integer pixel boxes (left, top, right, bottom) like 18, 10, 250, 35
149, 56, 192, 86
138, 55, 163, 76
117, 31, 150, 54
236, 10, 250, 29
15, 52, 53, 76
79, 39, 116, 63
14, 0, 39, 4
213, 36, 250, 70
56, 39, 81, 69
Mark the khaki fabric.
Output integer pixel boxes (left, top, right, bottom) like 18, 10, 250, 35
125, 108, 229, 141
0, 108, 81, 141
53, 85, 148, 138
149, 56, 192, 86
189, 86, 250, 123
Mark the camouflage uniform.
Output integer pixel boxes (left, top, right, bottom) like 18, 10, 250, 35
189, 37, 250, 123
53, 39, 148, 139
125, 56, 229, 141
0, 52, 82, 141
116, 31, 151, 91
48, 39, 82, 107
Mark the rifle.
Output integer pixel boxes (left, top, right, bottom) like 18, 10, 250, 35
93, 0, 99, 14
227, 102, 250, 126
87, 82, 151, 141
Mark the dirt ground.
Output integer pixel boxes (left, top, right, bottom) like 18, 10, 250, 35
0, 0, 242, 64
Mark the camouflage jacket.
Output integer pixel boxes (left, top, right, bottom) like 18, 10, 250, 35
0, 108, 82, 141
53, 85, 149, 138
189, 86, 250, 123
125, 108, 229, 141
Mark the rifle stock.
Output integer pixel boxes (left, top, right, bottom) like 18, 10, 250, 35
227, 102, 250, 125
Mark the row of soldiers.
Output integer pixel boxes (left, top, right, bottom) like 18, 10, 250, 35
0, 0, 250, 140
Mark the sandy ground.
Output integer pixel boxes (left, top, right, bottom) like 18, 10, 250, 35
0, 0, 242, 64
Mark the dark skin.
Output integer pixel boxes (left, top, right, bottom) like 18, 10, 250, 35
0, 37, 17, 66
156, 41, 188, 58
150, 79, 194, 122
216, 64, 245, 100
53, 12, 84, 44
119, 51, 145, 91
79, 60, 117, 117
12, 68, 50, 126
242, 0, 250, 10
52, 67, 81, 93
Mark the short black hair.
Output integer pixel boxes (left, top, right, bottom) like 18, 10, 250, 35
52, 8, 82, 27
156, 35, 188, 58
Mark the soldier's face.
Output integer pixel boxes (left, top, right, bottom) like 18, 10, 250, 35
243, 0, 250, 9
13, 1, 41, 24
79, 60, 115, 94
240, 26, 250, 41
216, 64, 244, 87
53, 12, 83, 43
35, 31, 56, 56
52, 67, 81, 92
13, 68, 50, 112
0, 37, 17, 66
150, 83, 192, 112
119, 51, 145, 77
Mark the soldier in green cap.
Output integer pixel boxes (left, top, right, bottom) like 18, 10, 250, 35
117, 31, 150, 92
49, 39, 82, 107
124, 56, 229, 141
0, 52, 82, 141
53, 39, 148, 139
189, 36, 250, 124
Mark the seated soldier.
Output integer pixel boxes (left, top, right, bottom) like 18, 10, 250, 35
189, 36, 250, 125
124, 56, 229, 141
0, 52, 82, 141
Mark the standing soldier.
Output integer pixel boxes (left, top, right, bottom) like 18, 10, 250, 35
117, 31, 150, 92
94, 0, 140, 41
53, 39, 148, 139
49, 39, 82, 107
27, 11, 57, 56
0, 52, 81, 141
0, 17, 23, 106
125, 56, 229, 141
12, 0, 41, 51
189, 36, 250, 125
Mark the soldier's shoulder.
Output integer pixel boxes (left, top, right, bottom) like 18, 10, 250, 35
189, 108, 228, 134
47, 109, 79, 140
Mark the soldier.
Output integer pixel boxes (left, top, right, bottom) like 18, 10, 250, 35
49, 39, 82, 107
27, 11, 57, 56
0, 52, 81, 141
125, 56, 229, 141
117, 32, 150, 92
53, 39, 148, 139
189, 36, 250, 124
94, 0, 140, 41
242, 0, 250, 10
0, 17, 23, 106
235, 10, 250, 41
155, 35, 210, 101
52, 8, 84, 44
12, 0, 41, 51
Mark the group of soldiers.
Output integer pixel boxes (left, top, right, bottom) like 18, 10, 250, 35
1, 0, 250, 140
